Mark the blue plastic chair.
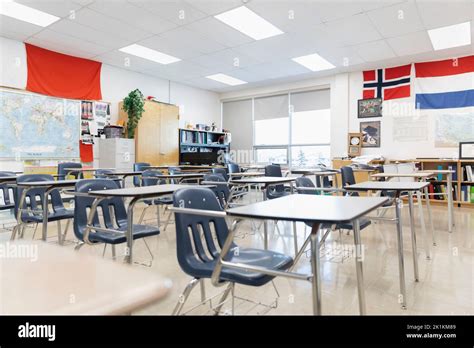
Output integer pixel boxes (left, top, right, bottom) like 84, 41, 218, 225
203, 173, 226, 182
264, 164, 290, 200
57, 162, 83, 180
172, 187, 293, 315
94, 169, 122, 187
0, 171, 16, 211
212, 168, 229, 182
73, 179, 160, 261
133, 162, 150, 187
13, 174, 73, 243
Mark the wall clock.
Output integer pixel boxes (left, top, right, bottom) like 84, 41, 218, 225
348, 133, 363, 157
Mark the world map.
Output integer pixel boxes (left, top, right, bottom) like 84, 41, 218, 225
0, 90, 80, 159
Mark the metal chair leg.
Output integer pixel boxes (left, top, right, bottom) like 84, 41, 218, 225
111, 244, 116, 260
156, 205, 161, 227
172, 278, 200, 315
31, 223, 39, 240
138, 206, 148, 224
56, 220, 62, 244
163, 209, 172, 232
213, 282, 234, 315
74, 241, 85, 251
102, 244, 107, 257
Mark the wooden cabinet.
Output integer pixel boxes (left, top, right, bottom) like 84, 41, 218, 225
119, 100, 179, 166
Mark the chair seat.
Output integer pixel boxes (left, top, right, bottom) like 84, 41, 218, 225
0, 204, 14, 210
89, 224, 160, 244
186, 248, 293, 287
337, 217, 371, 231
144, 195, 173, 206
21, 208, 74, 223
266, 190, 290, 200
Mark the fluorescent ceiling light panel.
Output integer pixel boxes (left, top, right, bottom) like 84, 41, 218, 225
292, 53, 335, 72
0, 0, 59, 27
428, 21, 471, 50
214, 6, 283, 40
206, 73, 247, 86
119, 44, 181, 64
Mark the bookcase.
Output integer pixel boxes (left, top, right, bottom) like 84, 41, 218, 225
391, 159, 474, 207
179, 128, 230, 165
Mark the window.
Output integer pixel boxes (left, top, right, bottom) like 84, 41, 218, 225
291, 145, 331, 167
254, 94, 289, 151
255, 148, 288, 164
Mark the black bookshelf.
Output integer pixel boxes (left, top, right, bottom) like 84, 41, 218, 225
179, 128, 230, 165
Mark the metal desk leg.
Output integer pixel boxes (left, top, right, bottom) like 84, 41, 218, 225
309, 222, 322, 315
395, 197, 407, 309
42, 186, 53, 241
447, 172, 454, 232
352, 218, 366, 315
417, 190, 431, 260
290, 183, 298, 255
407, 192, 419, 281
424, 186, 436, 246
263, 219, 268, 250
125, 197, 140, 264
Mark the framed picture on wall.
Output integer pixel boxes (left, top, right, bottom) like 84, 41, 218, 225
358, 98, 382, 118
459, 142, 474, 159
360, 121, 381, 148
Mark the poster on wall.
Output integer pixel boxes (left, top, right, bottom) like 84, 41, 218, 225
392, 115, 429, 142
360, 121, 381, 148
435, 113, 474, 148
358, 98, 382, 118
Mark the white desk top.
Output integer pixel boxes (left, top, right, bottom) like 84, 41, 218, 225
88, 183, 207, 198
371, 172, 433, 178
346, 181, 429, 191
230, 177, 295, 185
0, 241, 171, 314
16, 179, 79, 187
226, 194, 388, 223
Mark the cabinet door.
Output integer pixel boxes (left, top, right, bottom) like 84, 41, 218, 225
159, 104, 179, 165
136, 101, 161, 165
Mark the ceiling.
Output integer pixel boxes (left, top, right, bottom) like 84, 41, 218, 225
1, 0, 473, 93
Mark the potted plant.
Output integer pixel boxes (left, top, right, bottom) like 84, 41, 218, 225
122, 89, 145, 139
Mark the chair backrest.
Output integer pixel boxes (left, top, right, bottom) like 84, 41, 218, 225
94, 169, 115, 178
227, 163, 240, 174
0, 171, 16, 206
203, 173, 226, 182
382, 163, 398, 182
397, 162, 416, 182
340, 166, 359, 197
212, 168, 228, 181
73, 179, 127, 243
265, 164, 285, 194
173, 187, 234, 278
315, 175, 331, 188
133, 162, 150, 186
141, 169, 166, 186
15, 174, 66, 218
57, 162, 82, 180
295, 176, 317, 195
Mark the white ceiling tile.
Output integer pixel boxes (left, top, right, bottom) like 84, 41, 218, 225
95, 50, 167, 72
183, 17, 253, 47
416, 0, 473, 29
0, 16, 44, 41
184, 0, 242, 15
71, 7, 152, 42
144, 60, 214, 80
321, 46, 366, 67
138, 34, 201, 60
25, 36, 101, 59
182, 77, 229, 91
30, 28, 111, 57
190, 48, 264, 71
246, 0, 324, 33
356, 39, 397, 62
386, 30, 433, 56
359, 0, 408, 12
312, 1, 366, 22
322, 13, 382, 45
88, 1, 178, 35
367, 1, 425, 38
129, 0, 207, 25
14, 0, 84, 18
47, 19, 133, 49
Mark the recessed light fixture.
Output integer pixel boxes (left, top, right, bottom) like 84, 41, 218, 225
0, 0, 59, 27
206, 73, 247, 86
428, 21, 471, 50
119, 44, 181, 64
214, 6, 283, 41
292, 53, 335, 72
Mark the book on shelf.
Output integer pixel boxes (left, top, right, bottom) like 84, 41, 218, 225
471, 186, 474, 203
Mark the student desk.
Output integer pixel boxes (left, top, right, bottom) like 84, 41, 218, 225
63, 167, 115, 176
291, 168, 340, 192
14, 179, 79, 242
0, 241, 171, 314
87, 184, 207, 264
224, 194, 388, 315
230, 176, 295, 201
420, 169, 455, 233
103, 170, 142, 187
371, 172, 436, 257
157, 173, 206, 183
228, 172, 264, 178
0, 176, 18, 184
345, 181, 429, 309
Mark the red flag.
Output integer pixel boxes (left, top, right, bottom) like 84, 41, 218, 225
26, 43, 102, 100
363, 64, 411, 101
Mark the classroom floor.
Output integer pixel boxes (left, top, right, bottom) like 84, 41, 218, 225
1, 192, 473, 315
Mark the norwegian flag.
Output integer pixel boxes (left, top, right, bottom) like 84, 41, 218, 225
363, 64, 411, 101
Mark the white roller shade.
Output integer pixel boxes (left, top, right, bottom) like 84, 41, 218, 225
254, 94, 289, 120
222, 99, 253, 152
290, 89, 330, 112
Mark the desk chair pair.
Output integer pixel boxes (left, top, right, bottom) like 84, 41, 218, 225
57, 162, 83, 180
0, 172, 16, 212
171, 187, 293, 315
11, 174, 73, 244
73, 179, 159, 264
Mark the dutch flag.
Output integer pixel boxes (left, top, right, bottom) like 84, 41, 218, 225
415, 55, 474, 109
